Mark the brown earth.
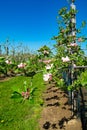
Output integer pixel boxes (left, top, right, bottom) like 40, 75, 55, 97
39, 83, 82, 130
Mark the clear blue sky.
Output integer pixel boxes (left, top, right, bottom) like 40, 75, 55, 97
0, 0, 87, 51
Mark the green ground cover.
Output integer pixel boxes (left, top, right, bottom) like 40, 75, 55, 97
0, 73, 45, 130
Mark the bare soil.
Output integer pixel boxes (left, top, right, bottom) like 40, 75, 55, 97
39, 83, 82, 130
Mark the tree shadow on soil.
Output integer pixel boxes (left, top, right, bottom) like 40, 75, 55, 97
43, 121, 51, 129
58, 115, 75, 129
46, 95, 60, 101
43, 121, 58, 129
42, 116, 74, 130
47, 102, 60, 107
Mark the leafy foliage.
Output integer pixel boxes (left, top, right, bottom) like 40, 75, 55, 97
51, 3, 87, 90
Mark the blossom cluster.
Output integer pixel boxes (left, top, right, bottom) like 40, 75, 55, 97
45, 64, 53, 70
22, 91, 30, 99
62, 56, 70, 62
39, 59, 52, 64
43, 73, 52, 81
43, 50, 49, 54
43, 58, 53, 82
70, 3, 76, 10
18, 63, 26, 68
78, 38, 83, 42
43, 59, 52, 64
70, 43, 78, 47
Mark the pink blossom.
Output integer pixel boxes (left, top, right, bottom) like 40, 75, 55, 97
25, 92, 30, 98
18, 63, 26, 68
62, 56, 70, 62
70, 43, 78, 47
22, 91, 30, 99
22, 92, 25, 97
49, 74, 52, 81
78, 38, 83, 42
43, 60, 52, 64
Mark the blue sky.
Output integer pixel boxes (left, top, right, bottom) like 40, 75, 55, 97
0, 0, 87, 52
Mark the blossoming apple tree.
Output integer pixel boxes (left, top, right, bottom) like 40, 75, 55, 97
52, 0, 87, 90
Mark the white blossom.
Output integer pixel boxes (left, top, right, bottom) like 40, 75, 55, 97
45, 64, 53, 70
71, 18, 76, 23
43, 73, 52, 81
43, 50, 49, 54
62, 56, 70, 62
70, 3, 76, 10
5, 60, 12, 64
70, 43, 78, 47
72, 31, 76, 36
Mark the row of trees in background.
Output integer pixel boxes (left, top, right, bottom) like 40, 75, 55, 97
0, 40, 53, 77
0, 39, 32, 62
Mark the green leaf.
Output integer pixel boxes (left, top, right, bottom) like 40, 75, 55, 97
30, 87, 37, 95
81, 21, 86, 28
11, 91, 22, 99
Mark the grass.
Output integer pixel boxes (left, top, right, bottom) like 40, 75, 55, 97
0, 73, 46, 130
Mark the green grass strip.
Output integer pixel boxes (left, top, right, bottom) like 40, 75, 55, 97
0, 73, 45, 130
